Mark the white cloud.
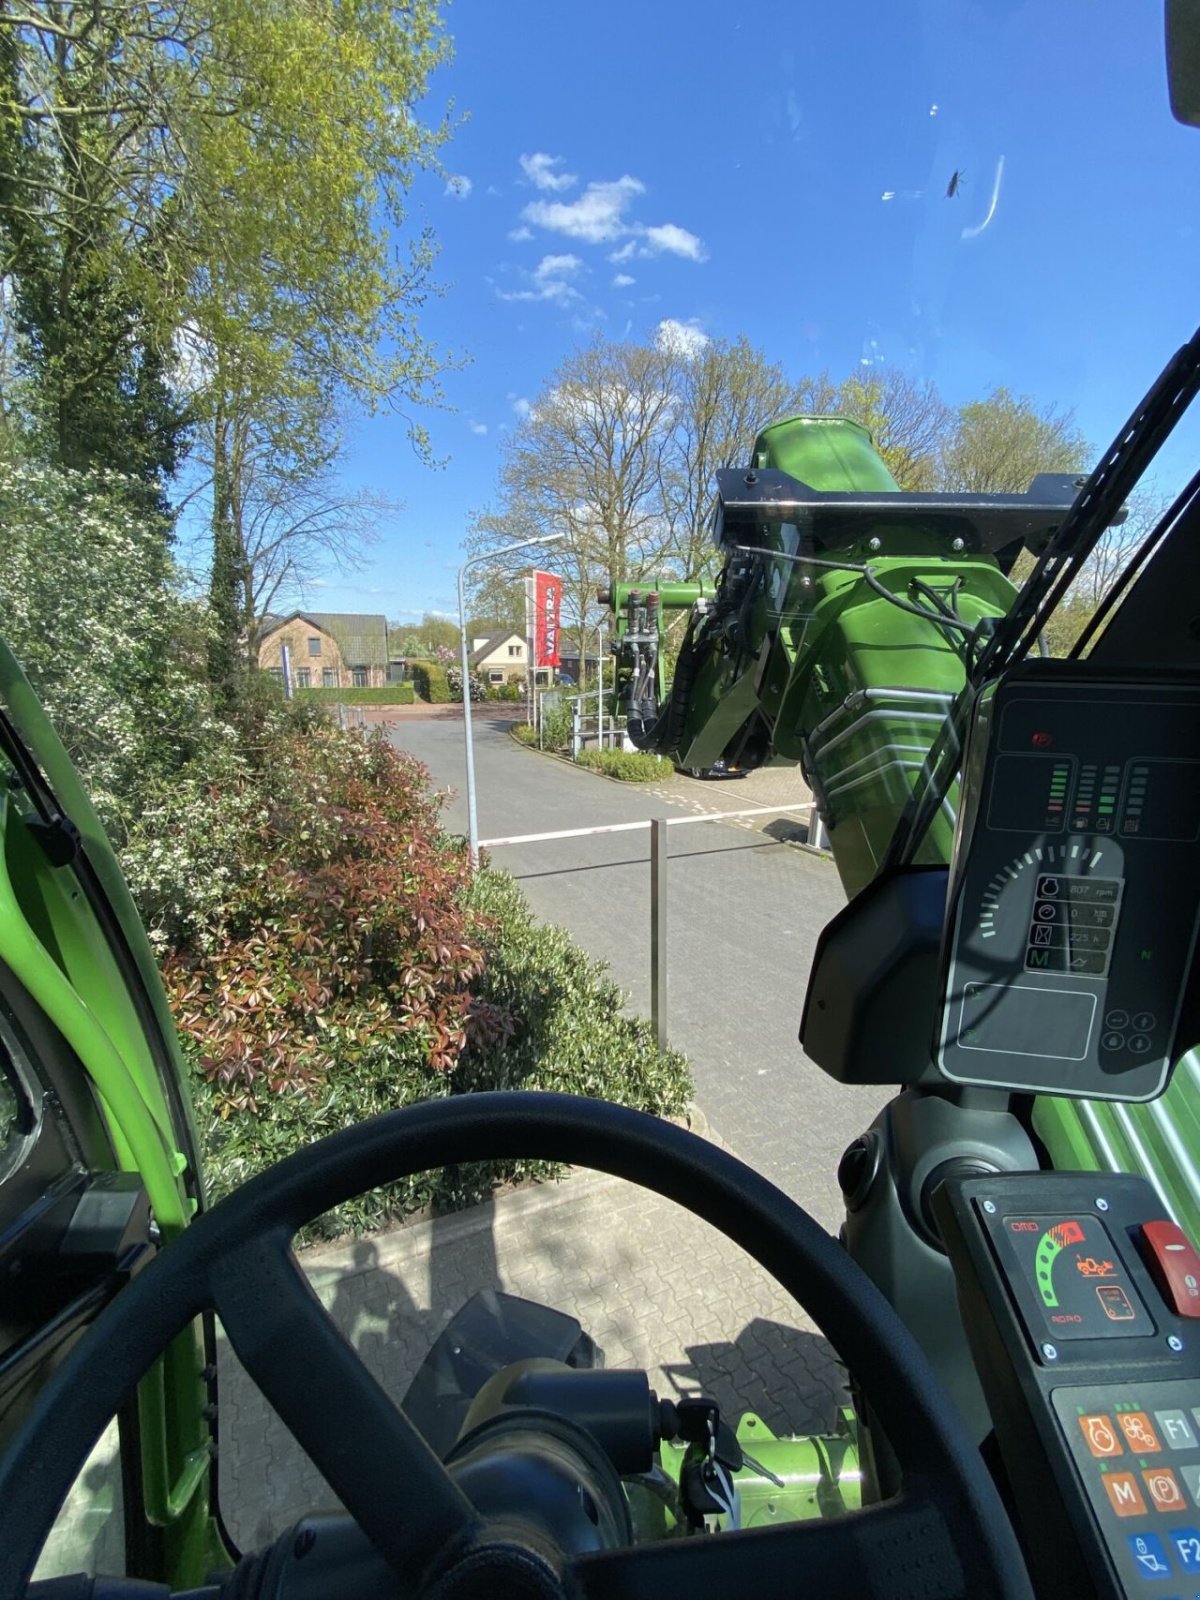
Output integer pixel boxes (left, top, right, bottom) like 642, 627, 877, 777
469, 421, 489, 435
655, 317, 710, 359
507, 225, 533, 242
612, 273, 635, 288
523, 177, 645, 243
497, 253, 584, 307
639, 222, 706, 261
518, 172, 709, 265
519, 152, 578, 192
444, 174, 473, 200
510, 395, 532, 419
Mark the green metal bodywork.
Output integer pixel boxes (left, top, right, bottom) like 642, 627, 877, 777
608, 412, 1200, 1256
0, 643, 225, 1585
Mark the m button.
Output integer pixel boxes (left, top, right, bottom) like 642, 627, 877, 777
1105, 1473, 1149, 1517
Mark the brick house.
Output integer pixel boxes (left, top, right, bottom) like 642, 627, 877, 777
258, 612, 390, 690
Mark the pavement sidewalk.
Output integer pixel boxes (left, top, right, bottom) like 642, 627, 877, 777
218, 1157, 848, 1550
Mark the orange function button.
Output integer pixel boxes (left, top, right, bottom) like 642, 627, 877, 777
1104, 1473, 1149, 1517
1119, 1412, 1163, 1453
1080, 1415, 1124, 1457
1140, 1219, 1200, 1317
1144, 1468, 1188, 1514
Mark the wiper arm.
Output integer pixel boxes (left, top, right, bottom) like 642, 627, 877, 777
882, 322, 1200, 875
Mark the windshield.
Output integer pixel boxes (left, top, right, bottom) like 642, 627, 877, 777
1, 3, 1198, 1587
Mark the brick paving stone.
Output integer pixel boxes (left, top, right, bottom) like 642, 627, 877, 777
218, 1169, 847, 1550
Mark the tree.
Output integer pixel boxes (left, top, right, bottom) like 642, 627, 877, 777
658, 335, 812, 579
190, 391, 399, 660
825, 370, 956, 489
939, 387, 1089, 492
469, 339, 679, 654
0, 1, 453, 443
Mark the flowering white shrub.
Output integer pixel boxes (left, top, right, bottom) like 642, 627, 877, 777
0, 462, 218, 840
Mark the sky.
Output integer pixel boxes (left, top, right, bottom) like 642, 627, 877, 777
282, 0, 1200, 623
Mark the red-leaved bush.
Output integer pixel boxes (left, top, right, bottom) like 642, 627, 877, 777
163, 720, 513, 1116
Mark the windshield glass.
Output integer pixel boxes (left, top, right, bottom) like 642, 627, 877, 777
1, 2, 1198, 1583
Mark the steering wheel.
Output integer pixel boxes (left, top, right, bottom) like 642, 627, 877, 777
0, 1092, 1032, 1599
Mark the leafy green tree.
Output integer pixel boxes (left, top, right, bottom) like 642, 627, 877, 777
939, 387, 1088, 492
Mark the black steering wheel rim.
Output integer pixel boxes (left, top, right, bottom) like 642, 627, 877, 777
0, 1091, 1032, 1599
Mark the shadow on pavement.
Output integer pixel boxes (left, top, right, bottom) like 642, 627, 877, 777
218, 1202, 504, 1550
657, 1317, 849, 1439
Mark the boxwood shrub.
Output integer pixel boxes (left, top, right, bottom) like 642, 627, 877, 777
297, 684, 415, 705
574, 749, 673, 782
410, 660, 451, 703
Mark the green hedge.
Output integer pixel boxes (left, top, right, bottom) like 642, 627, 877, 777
410, 660, 451, 703
512, 723, 539, 746
575, 749, 673, 782
297, 684, 414, 705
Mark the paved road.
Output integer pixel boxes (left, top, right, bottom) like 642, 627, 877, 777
391, 715, 891, 1230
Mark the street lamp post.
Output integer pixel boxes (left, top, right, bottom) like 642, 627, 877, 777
457, 532, 565, 865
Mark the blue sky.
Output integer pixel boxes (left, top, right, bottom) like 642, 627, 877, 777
295, 0, 1200, 622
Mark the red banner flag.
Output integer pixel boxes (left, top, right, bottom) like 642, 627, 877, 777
532, 570, 561, 668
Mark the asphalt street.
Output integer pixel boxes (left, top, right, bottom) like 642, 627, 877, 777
390, 714, 892, 1232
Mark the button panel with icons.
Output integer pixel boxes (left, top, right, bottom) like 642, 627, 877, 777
932, 1171, 1200, 1599
1057, 1384, 1200, 1594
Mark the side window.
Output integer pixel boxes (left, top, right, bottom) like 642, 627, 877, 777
295, 668, 311, 689
322, 669, 338, 688
307, 636, 321, 657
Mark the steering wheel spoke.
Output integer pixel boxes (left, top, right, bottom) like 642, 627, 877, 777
568, 1496, 964, 1600
211, 1229, 478, 1582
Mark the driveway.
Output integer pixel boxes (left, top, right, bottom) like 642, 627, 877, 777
390, 715, 891, 1227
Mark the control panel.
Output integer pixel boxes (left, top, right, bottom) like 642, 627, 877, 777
934, 1172, 1200, 1600
936, 664, 1200, 1099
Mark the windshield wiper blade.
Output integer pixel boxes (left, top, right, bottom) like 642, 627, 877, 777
881, 322, 1200, 875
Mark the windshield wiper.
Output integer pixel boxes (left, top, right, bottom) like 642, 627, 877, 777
882, 322, 1200, 874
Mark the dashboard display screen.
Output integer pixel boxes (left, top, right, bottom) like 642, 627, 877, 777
1000, 1213, 1152, 1342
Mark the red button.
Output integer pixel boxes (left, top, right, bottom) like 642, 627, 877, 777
1140, 1220, 1200, 1317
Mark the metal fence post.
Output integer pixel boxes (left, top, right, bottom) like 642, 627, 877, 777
650, 817, 667, 1051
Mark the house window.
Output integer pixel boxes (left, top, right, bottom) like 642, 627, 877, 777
352, 668, 368, 688
508, 644, 522, 657
295, 668, 311, 689
489, 671, 504, 684
323, 669, 338, 688
307, 637, 321, 657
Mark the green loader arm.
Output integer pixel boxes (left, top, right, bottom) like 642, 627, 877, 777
605, 414, 1080, 899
